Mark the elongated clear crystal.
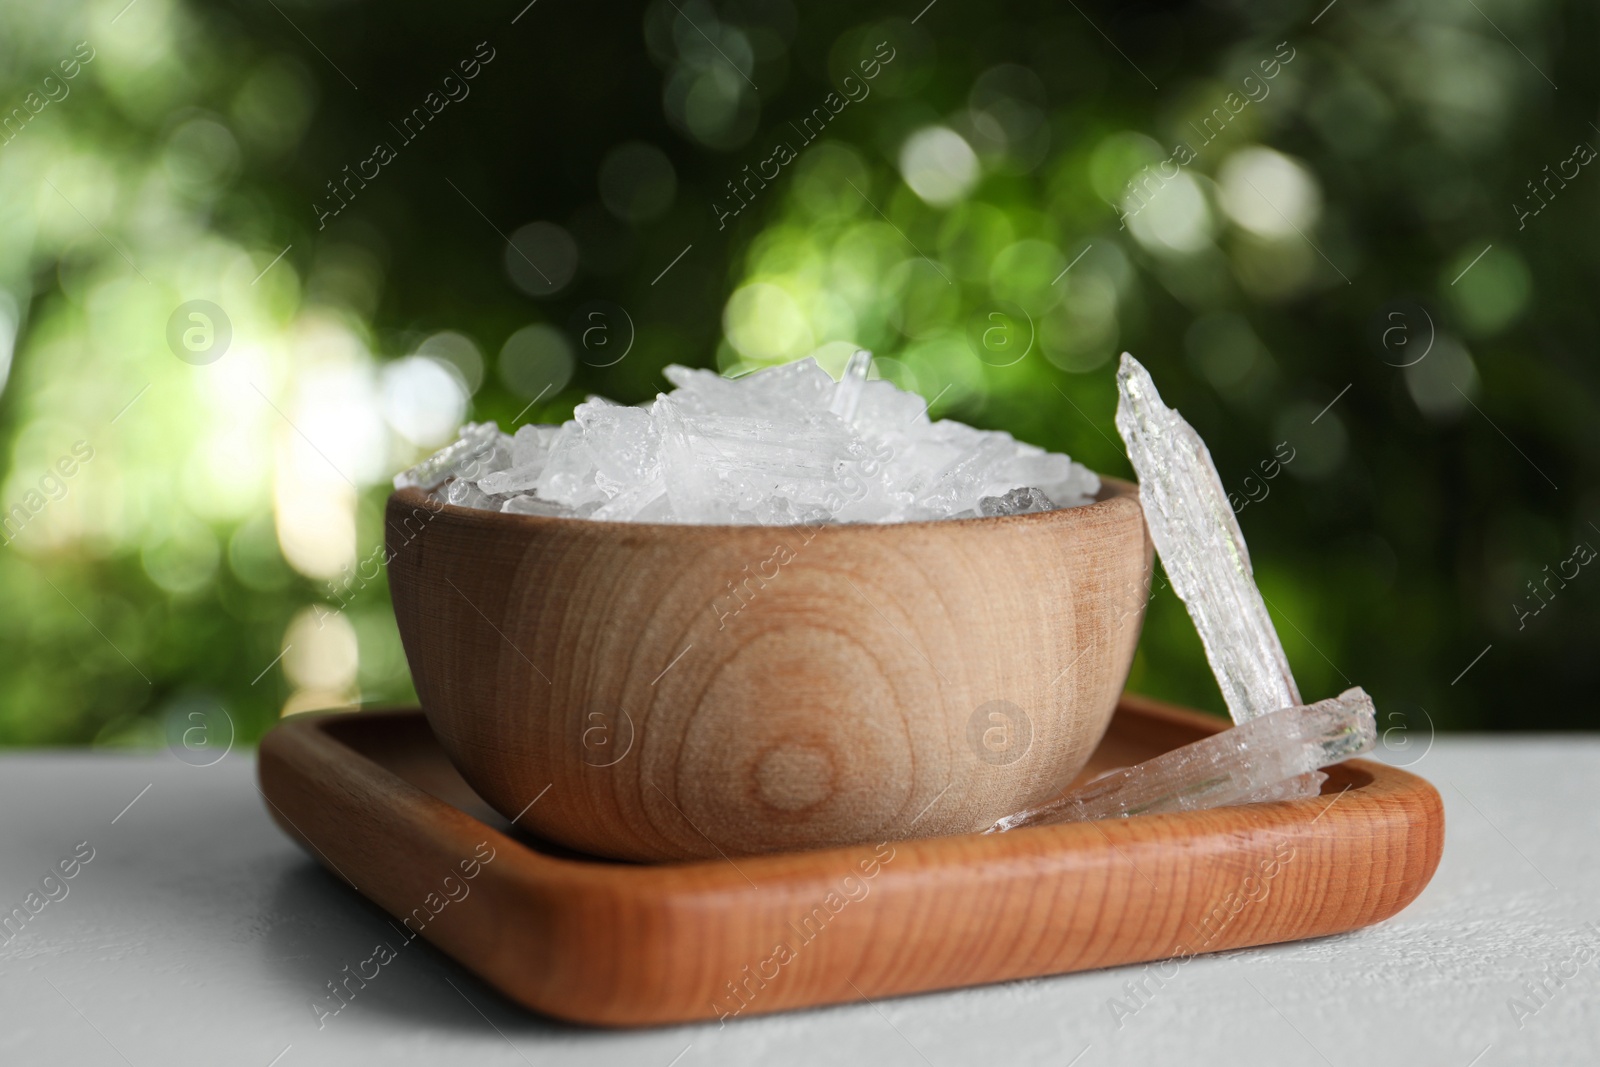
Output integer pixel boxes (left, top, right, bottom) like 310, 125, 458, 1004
985, 688, 1376, 831
830, 348, 872, 423
1114, 353, 1301, 724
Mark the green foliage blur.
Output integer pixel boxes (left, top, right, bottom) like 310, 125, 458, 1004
0, 0, 1593, 747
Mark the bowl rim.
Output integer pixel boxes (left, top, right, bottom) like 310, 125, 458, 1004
388, 476, 1140, 540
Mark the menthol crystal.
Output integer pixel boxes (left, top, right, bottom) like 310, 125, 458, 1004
392, 421, 501, 491
395, 355, 1100, 525
1114, 353, 1301, 724
987, 687, 1377, 831
979, 487, 1057, 518
1113, 352, 1321, 803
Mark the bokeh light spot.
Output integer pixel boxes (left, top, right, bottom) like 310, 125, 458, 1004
724, 282, 813, 362
282, 606, 359, 692
163, 117, 242, 197
1405, 335, 1480, 422
416, 331, 484, 394
599, 141, 678, 223
504, 222, 578, 297
1124, 170, 1215, 255
899, 126, 980, 207
380, 355, 468, 448
1217, 146, 1322, 239
499, 324, 574, 400
793, 142, 871, 220
1444, 245, 1530, 336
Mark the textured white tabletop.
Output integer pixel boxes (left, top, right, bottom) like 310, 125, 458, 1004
1, 736, 1595, 1067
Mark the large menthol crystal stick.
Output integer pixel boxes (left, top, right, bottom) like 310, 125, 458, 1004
985, 688, 1376, 831
1114, 353, 1301, 722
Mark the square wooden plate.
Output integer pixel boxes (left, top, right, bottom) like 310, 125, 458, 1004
257, 694, 1443, 1027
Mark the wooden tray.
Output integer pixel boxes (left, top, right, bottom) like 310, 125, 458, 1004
257, 694, 1443, 1027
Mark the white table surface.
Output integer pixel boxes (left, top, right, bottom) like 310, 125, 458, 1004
1, 736, 1596, 1067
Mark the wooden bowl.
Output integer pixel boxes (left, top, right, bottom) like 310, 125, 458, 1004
385, 480, 1151, 861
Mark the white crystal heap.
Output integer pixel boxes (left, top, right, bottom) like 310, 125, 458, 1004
395, 356, 1099, 525
985, 688, 1377, 832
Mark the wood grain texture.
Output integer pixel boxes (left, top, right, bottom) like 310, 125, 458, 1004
257, 695, 1445, 1028
385, 481, 1152, 861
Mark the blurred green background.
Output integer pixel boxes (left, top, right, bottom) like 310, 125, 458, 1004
0, 0, 1592, 748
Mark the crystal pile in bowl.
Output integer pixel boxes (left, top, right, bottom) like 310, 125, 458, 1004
395, 356, 1099, 525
